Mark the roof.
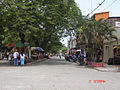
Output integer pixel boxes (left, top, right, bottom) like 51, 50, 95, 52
94, 11, 109, 15
107, 17, 120, 19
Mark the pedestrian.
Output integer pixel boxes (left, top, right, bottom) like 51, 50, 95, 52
6, 51, 9, 60
59, 53, 62, 59
13, 50, 19, 66
20, 52, 25, 65
8, 53, 12, 64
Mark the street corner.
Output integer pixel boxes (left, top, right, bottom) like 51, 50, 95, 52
94, 67, 119, 72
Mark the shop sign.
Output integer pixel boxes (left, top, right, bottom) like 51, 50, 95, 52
115, 22, 120, 27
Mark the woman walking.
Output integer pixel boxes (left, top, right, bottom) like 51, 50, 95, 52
20, 52, 25, 65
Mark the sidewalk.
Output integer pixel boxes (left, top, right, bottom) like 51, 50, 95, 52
0, 59, 9, 66
0, 60, 8, 63
94, 64, 120, 72
0, 58, 47, 66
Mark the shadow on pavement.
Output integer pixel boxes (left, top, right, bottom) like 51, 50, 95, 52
0, 61, 10, 67
0, 57, 72, 67
31, 58, 72, 66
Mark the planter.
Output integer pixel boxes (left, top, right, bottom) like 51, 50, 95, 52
118, 66, 120, 71
87, 61, 103, 67
87, 61, 92, 66
92, 62, 103, 67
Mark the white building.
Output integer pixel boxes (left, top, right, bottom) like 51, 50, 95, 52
68, 37, 77, 51
104, 17, 120, 63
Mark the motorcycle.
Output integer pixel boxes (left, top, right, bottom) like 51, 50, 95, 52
71, 55, 77, 63
65, 54, 70, 62
76, 56, 83, 65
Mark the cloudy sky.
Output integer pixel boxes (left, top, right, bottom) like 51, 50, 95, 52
75, 0, 120, 17
62, 0, 120, 47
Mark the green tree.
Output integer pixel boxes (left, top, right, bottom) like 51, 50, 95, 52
77, 17, 117, 61
0, 0, 81, 53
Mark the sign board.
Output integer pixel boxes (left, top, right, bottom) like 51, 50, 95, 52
115, 22, 120, 27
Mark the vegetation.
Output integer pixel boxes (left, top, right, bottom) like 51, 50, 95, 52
77, 17, 117, 61
0, 0, 116, 57
0, 0, 81, 53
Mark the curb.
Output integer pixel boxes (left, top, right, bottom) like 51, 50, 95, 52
87, 65, 119, 72
94, 67, 119, 72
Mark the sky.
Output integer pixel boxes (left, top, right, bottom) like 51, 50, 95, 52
62, 0, 120, 47
75, 0, 120, 17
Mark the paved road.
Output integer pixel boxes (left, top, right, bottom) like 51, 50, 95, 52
0, 56, 120, 90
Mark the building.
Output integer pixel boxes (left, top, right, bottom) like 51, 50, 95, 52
93, 12, 109, 21
104, 17, 120, 63
68, 37, 77, 53
93, 12, 120, 63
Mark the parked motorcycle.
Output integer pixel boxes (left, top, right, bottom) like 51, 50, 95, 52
65, 54, 70, 62
70, 55, 77, 63
76, 56, 87, 66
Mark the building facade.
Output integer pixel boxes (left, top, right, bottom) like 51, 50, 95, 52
93, 12, 109, 21
68, 37, 77, 53
93, 12, 120, 63
104, 17, 120, 63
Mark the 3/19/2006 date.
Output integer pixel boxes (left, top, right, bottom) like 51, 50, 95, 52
89, 80, 106, 83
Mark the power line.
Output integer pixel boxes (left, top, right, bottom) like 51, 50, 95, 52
91, 0, 93, 13
103, 0, 118, 11
87, 0, 105, 16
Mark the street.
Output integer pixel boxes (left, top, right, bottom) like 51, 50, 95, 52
0, 56, 120, 90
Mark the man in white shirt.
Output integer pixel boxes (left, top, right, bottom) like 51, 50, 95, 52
13, 50, 19, 66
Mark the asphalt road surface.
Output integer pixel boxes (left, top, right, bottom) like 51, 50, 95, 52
0, 56, 120, 90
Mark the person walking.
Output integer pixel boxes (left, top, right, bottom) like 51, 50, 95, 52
8, 53, 12, 64
20, 52, 25, 65
13, 50, 19, 66
6, 51, 9, 60
59, 53, 62, 59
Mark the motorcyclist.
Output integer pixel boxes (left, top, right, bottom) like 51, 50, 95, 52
76, 48, 87, 65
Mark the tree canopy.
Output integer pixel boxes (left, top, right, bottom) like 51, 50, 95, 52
0, 0, 82, 52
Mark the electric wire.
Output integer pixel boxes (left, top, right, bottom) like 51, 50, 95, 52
87, 0, 105, 16
103, 0, 118, 11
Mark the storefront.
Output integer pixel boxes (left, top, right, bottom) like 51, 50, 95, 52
104, 40, 120, 65
113, 45, 120, 64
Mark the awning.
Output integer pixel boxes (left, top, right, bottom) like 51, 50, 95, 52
31, 47, 44, 52
7, 42, 30, 48
7, 42, 15, 47
113, 45, 120, 49
65, 51, 69, 53
14, 42, 24, 47
7, 42, 24, 48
